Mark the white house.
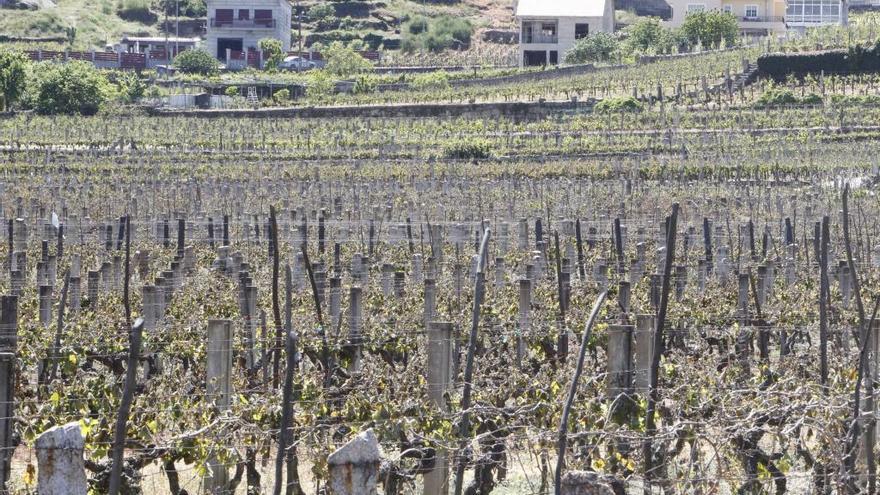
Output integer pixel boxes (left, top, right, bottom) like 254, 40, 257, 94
205, 0, 292, 63
785, 0, 842, 31
663, 0, 787, 35
515, 0, 615, 66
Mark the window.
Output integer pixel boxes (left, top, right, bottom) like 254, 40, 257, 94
823, 1, 839, 18
541, 23, 557, 37
238, 9, 249, 20
254, 9, 273, 26
215, 8, 234, 26
575, 23, 589, 39
549, 50, 558, 64
686, 4, 706, 12
744, 4, 758, 18
722, 4, 733, 13
522, 24, 534, 43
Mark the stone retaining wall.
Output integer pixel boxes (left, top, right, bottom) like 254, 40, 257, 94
146, 98, 595, 119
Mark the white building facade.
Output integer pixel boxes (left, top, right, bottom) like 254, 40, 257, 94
785, 0, 841, 30
515, 0, 615, 66
205, 0, 292, 61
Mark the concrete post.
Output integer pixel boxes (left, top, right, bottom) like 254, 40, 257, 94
424, 322, 453, 495
607, 325, 633, 399
424, 279, 436, 329
633, 314, 655, 394
518, 279, 531, 368
205, 319, 233, 493
39, 285, 52, 328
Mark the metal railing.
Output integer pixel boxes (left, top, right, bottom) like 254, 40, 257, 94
521, 34, 559, 44
740, 15, 785, 22
210, 18, 276, 28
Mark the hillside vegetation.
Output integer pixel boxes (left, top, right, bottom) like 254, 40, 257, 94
0, 0, 515, 51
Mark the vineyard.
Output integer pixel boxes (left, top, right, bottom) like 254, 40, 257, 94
8, 27, 880, 495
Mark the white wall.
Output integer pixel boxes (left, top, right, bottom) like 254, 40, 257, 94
518, 16, 610, 65
206, 0, 291, 59
665, 0, 722, 26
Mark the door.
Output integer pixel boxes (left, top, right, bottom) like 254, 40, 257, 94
523, 50, 547, 66
217, 38, 243, 59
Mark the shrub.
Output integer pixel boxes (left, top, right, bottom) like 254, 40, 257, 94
443, 140, 492, 160
830, 93, 880, 106
323, 41, 373, 77
564, 32, 618, 64
117, 0, 157, 23
173, 49, 219, 76
308, 3, 336, 21
680, 10, 737, 48
115, 71, 147, 103
594, 96, 643, 113
403, 14, 473, 53
407, 15, 429, 35
353, 75, 376, 94
273, 88, 290, 102
0, 49, 28, 111
33, 61, 109, 115
259, 38, 284, 70
432, 16, 472, 48
754, 86, 822, 107
306, 70, 335, 100
224, 86, 239, 97
411, 70, 449, 90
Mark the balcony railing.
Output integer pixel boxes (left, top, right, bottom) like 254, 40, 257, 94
210, 18, 276, 28
521, 34, 559, 44
740, 15, 785, 22
786, 14, 840, 23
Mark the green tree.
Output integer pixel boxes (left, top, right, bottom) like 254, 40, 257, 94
115, 70, 147, 103
564, 32, 619, 64
157, 0, 207, 17
34, 61, 109, 115
680, 10, 738, 48
323, 41, 373, 77
0, 49, 28, 112
624, 18, 665, 53
259, 38, 284, 70
173, 48, 219, 75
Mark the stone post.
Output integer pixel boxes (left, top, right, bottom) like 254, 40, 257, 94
327, 429, 382, 495
35, 423, 88, 495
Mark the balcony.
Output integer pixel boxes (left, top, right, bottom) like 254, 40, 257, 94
210, 18, 276, 29
521, 33, 559, 44
740, 15, 785, 22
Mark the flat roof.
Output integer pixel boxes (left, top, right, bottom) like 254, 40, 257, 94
515, 0, 607, 18
121, 36, 201, 43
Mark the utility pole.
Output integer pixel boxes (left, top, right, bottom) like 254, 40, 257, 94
298, 2, 303, 57
175, 0, 180, 56
164, 2, 169, 79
